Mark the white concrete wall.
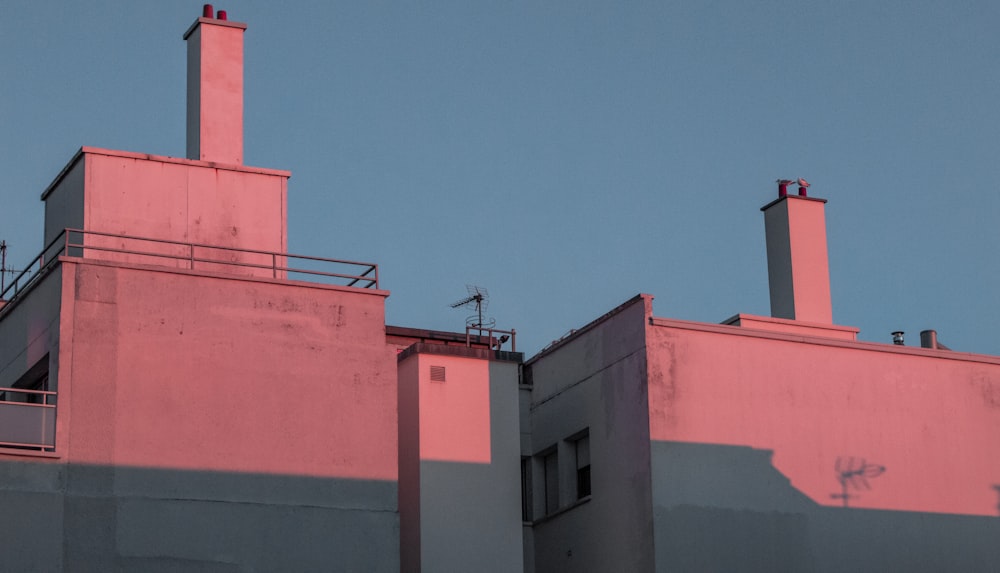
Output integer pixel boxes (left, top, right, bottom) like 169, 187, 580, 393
524, 295, 654, 573
0, 266, 62, 389
399, 347, 524, 573
398, 354, 422, 572
41, 156, 85, 248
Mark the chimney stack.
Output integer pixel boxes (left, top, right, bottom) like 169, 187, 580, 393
761, 183, 833, 323
184, 6, 246, 164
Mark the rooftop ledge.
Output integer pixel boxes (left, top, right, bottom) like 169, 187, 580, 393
722, 313, 859, 341
41, 147, 291, 200
183, 16, 247, 40
652, 315, 1000, 366
397, 342, 523, 364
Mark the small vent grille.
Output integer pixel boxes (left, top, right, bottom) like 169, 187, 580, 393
430, 365, 446, 382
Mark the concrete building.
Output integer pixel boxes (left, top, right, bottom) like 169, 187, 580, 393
519, 191, 1000, 572
398, 344, 523, 573
2, 6, 998, 573
0, 9, 402, 572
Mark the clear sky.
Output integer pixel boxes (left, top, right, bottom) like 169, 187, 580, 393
2, 1, 998, 357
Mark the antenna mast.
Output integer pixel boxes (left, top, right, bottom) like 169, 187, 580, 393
1, 241, 6, 293
449, 285, 494, 329
448, 284, 515, 351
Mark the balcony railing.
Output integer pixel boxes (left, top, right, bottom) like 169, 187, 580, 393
0, 228, 379, 315
0, 387, 56, 450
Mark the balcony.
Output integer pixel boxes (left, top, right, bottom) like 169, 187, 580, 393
0, 387, 56, 451
0, 228, 380, 317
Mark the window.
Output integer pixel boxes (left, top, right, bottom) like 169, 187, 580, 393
543, 450, 559, 515
574, 432, 591, 499
520, 456, 532, 521
3, 354, 50, 404
18, 372, 49, 405
533, 429, 591, 520
0, 355, 54, 451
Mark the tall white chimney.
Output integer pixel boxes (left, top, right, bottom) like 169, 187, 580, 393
761, 189, 833, 323
184, 5, 246, 165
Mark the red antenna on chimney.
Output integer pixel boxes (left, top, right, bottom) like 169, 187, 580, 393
796, 178, 810, 197
776, 179, 794, 198
775, 178, 811, 198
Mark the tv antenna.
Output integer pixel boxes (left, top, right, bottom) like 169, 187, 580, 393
831, 457, 885, 508
450, 284, 495, 329
1, 241, 9, 294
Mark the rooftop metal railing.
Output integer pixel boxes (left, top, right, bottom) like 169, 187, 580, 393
466, 325, 517, 352
0, 230, 66, 310
0, 387, 56, 450
0, 228, 379, 316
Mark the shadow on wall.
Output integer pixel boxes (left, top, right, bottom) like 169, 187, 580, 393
652, 441, 1000, 573
0, 460, 399, 573
831, 456, 886, 508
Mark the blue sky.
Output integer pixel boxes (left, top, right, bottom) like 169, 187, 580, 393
2, 1, 998, 356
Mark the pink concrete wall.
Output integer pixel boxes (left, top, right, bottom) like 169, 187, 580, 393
647, 317, 1000, 516
784, 197, 832, 322
414, 354, 491, 464
58, 260, 395, 480
42, 148, 289, 277
82, 151, 287, 251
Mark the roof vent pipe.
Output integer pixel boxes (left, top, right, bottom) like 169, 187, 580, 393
777, 179, 792, 198
218, 10, 228, 20
920, 330, 937, 349
892, 331, 905, 345
203, 4, 214, 18
919, 330, 950, 350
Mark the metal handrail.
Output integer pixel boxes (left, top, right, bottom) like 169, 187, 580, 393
0, 387, 57, 407
0, 228, 380, 316
0, 387, 57, 450
0, 230, 67, 304
62, 228, 379, 285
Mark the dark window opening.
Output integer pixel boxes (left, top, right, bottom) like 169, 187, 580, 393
575, 432, 591, 499
520, 456, 532, 521
543, 450, 559, 515
577, 466, 591, 499
3, 354, 50, 404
